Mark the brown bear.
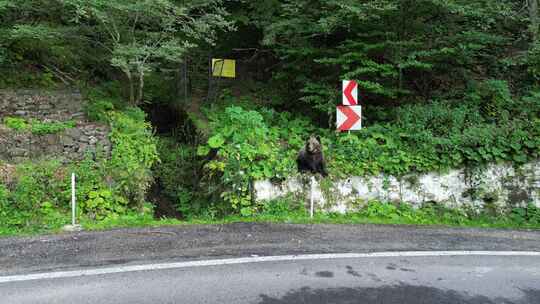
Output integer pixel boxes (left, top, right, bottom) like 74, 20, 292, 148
296, 135, 328, 177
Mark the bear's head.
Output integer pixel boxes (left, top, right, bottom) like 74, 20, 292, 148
306, 135, 322, 154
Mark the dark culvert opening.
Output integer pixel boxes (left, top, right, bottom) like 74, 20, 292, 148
143, 102, 184, 135
142, 102, 200, 220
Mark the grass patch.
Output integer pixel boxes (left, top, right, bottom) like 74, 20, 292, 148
2, 201, 540, 238
80, 207, 540, 233
0, 213, 70, 237
80, 213, 182, 231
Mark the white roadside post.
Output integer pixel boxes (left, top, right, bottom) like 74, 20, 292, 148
63, 172, 82, 232
310, 176, 315, 218
71, 173, 76, 225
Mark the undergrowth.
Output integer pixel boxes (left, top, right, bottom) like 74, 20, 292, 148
56, 200, 540, 234
189, 86, 540, 217
0, 99, 159, 235
3, 116, 76, 135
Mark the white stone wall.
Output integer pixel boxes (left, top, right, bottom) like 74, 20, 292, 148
254, 160, 540, 213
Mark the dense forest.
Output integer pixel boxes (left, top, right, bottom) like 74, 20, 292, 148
0, 0, 539, 233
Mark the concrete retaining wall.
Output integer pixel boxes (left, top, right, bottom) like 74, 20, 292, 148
254, 161, 540, 212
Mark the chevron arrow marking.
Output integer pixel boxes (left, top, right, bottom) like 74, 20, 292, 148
337, 105, 362, 131
342, 80, 358, 105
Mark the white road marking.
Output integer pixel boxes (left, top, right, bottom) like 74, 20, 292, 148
1, 251, 539, 284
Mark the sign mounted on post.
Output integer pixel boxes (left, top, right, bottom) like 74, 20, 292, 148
342, 80, 358, 105
212, 59, 236, 78
337, 105, 362, 131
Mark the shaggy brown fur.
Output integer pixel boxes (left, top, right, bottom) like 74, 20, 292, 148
296, 135, 328, 177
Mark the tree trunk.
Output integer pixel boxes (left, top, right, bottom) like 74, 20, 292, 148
125, 70, 135, 106
530, 0, 539, 43
177, 58, 190, 104
137, 66, 144, 105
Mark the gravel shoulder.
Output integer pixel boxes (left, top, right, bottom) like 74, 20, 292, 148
1, 223, 540, 276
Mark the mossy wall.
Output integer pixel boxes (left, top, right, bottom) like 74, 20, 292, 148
255, 161, 540, 213
0, 90, 110, 163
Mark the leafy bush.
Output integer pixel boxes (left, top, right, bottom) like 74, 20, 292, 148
84, 189, 128, 220
467, 79, 513, 123
357, 201, 540, 227
198, 89, 539, 216
0, 105, 159, 234
153, 138, 201, 217
261, 196, 303, 217
84, 99, 115, 122
0, 161, 69, 232
510, 203, 540, 226
4, 117, 28, 131
3, 117, 76, 135
0, 184, 11, 223
198, 106, 293, 216
30, 119, 76, 135
108, 108, 159, 208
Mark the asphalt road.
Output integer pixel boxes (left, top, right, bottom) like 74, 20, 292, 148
1, 223, 540, 303
2, 254, 540, 304
3, 223, 540, 276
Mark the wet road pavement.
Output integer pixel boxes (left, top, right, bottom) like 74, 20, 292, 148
2, 254, 539, 303
2, 223, 540, 303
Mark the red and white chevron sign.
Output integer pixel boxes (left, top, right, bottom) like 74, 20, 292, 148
342, 80, 358, 105
337, 105, 362, 131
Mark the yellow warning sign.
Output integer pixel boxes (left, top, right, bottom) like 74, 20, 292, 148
212, 59, 236, 78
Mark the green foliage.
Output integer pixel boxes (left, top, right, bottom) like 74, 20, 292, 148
260, 196, 303, 217
358, 201, 540, 228
84, 189, 128, 220
30, 120, 76, 135
0, 69, 57, 89
3, 117, 75, 135
153, 138, 201, 217
198, 89, 539, 216
467, 79, 513, 123
510, 203, 540, 225
3, 117, 28, 131
255, 0, 524, 116
1, 0, 540, 231
0, 104, 159, 234
108, 108, 159, 207
0, 161, 69, 233
58, 0, 234, 104
199, 106, 301, 215
84, 99, 115, 122
361, 202, 449, 224
0, 1, 89, 87
204, 88, 539, 182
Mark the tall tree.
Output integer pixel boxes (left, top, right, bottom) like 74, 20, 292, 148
530, 0, 539, 43
60, 0, 233, 105
248, 0, 524, 123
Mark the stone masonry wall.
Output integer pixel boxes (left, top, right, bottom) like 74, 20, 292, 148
0, 90, 85, 120
0, 90, 111, 163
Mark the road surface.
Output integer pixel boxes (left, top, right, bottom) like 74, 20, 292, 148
1, 223, 540, 303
